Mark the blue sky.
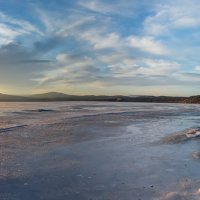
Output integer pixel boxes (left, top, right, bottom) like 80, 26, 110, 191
0, 0, 200, 96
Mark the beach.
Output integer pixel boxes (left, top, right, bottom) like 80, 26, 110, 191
1, 102, 200, 200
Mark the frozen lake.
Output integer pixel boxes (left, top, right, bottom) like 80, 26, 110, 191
1, 102, 200, 200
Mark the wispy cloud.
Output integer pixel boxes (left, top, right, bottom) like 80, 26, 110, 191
144, 0, 200, 36
0, 11, 43, 45
37, 52, 101, 85
137, 59, 180, 76
78, 0, 140, 17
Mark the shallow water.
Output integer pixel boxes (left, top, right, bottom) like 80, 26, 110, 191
1, 102, 200, 200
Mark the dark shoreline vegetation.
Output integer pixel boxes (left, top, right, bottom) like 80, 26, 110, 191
0, 92, 200, 103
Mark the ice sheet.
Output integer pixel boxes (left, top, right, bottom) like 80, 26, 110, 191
1, 102, 200, 200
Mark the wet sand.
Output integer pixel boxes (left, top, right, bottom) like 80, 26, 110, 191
1, 102, 200, 200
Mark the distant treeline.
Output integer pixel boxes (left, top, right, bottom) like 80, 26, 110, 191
0, 92, 200, 103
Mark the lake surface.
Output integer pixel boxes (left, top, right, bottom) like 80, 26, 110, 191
1, 102, 200, 200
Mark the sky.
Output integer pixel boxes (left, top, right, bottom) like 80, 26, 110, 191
0, 0, 200, 96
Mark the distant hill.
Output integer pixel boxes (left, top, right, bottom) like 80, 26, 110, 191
29, 92, 74, 99
0, 93, 29, 101
0, 92, 200, 104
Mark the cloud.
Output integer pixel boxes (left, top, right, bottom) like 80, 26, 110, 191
0, 12, 42, 35
81, 30, 122, 50
143, 0, 200, 36
36, 50, 184, 90
79, 26, 168, 56
136, 59, 180, 76
57, 16, 95, 37
0, 24, 21, 45
78, 0, 116, 15
127, 36, 168, 55
0, 11, 43, 45
36, 53, 102, 86
97, 53, 139, 77
78, 0, 139, 17
36, 8, 96, 37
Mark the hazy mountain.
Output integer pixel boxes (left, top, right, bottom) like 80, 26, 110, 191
29, 92, 74, 99
0, 93, 29, 101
